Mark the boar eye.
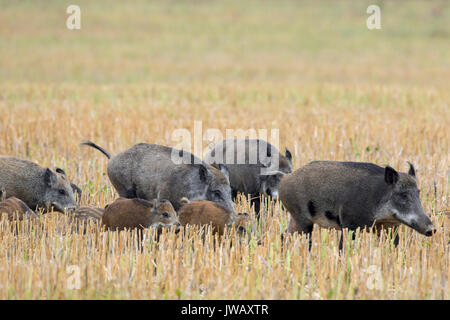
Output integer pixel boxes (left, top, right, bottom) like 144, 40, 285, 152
399, 193, 409, 200
162, 213, 169, 218
59, 189, 66, 195
213, 190, 222, 199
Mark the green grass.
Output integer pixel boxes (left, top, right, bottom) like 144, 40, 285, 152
0, 0, 448, 84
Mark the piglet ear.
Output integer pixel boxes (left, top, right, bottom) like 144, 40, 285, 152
44, 168, 58, 187
385, 166, 399, 185
407, 161, 416, 177
285, 148, 292, 163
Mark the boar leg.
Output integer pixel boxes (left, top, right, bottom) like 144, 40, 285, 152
338, 231, 357, 251
390, 226, 400, 247
250, 193, 263, 218
231, 189, 239, 201
283, 216, 313, 250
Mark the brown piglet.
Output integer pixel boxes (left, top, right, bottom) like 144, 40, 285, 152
178, 198, 236, 236
0, 196, 38, 221
102, 197, 180, 232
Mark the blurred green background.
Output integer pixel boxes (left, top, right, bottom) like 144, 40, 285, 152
0, 0, 448, 85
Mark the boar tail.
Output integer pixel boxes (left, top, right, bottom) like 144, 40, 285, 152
80, 140, 111, 159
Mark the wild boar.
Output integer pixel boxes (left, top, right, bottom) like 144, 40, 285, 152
81, 141, 234, 213
0, 156, 78, 213
101, 197, 180, 232
279, 161, 436, 246
234, 212, 255, 236
178, 198, 236, 236
55, 168, 82, 204
69, 206, 104, 222
0, 196, 38, 221
204, 138, 292, 215
63, 206, 104, 233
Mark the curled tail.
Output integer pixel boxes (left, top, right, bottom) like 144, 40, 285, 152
80, 140, 111, 159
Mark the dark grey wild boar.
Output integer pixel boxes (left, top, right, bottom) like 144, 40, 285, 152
280, 161, 435, 245
0, 156, 78, 212
81, 141, 234, 212
204, 138, 292, 214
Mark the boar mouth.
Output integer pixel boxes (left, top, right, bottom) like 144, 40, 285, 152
51, 202, 78, 213
152, 222, 180, 233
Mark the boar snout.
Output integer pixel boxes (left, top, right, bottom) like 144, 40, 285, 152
52, 202, 78, 213
237, 226, 246, 234
407, 214, 436, 237
424, 226, 436, 237
267, 188, 278, 200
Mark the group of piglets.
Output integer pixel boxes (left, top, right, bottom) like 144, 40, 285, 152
0, 156, 252, 237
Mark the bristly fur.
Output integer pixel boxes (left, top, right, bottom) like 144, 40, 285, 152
81, 141, 234, 213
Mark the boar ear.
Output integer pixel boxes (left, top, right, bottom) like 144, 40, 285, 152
44, 168, 58, 187
55, 168, 67, 177
217, 164, 229, 180
285, 148, 292, 162
407, 161, 416, 177
198, 164, 210, 182
385, 166, 399, 185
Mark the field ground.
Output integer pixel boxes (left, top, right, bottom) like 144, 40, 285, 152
0, 0, 449, 299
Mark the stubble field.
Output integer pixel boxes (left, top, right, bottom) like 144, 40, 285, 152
0, 0, 449, 299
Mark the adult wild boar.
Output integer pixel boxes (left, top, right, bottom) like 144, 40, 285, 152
81, 141, 234, 212
0, 156, 78, 213
204, 138, 292, 214
280, 161, 436, 245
